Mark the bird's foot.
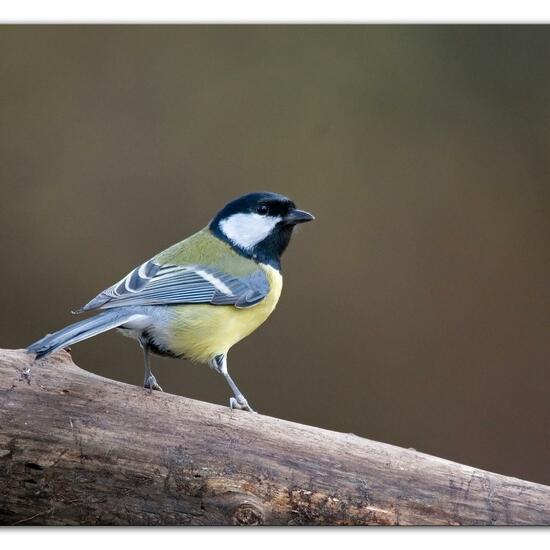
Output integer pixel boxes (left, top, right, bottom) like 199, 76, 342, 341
229, 395, 256, 413
143, 374, 163, 394
20, 367, 32, 385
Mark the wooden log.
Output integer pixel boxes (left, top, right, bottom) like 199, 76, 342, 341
0, 348, 549, 525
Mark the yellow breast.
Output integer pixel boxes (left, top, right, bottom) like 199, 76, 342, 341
165, 264, 283, 363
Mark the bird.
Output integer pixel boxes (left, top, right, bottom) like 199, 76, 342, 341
27, 191, 314, 412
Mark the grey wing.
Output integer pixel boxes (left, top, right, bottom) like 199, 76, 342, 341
77, 260, 270, 312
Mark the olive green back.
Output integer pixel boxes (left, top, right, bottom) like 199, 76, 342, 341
154, 228, 260, 278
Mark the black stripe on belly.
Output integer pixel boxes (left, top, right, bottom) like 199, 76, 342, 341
140, 330, 187, 360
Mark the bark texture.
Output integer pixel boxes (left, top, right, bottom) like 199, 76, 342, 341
0, 348, 549, 526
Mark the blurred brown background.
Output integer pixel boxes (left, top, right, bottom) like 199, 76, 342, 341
1, 25, 548, 485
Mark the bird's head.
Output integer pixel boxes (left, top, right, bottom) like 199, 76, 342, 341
210, 191, 314, 268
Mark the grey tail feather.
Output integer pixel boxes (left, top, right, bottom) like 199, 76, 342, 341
27, 309, 134, 360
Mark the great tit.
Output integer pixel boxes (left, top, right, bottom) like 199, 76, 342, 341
27, 192, 314, 412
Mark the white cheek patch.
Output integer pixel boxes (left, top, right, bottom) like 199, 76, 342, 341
219, 213, 281, 250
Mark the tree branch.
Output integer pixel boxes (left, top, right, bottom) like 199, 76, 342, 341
0, 348, 548, 525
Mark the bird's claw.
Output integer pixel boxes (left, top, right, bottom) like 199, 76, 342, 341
20, 367, 32, 385
144, 374, 163, 394
229, 396, 256, 413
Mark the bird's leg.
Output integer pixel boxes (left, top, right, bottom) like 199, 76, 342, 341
212, 354, 255, 412
140, 340, 163, 393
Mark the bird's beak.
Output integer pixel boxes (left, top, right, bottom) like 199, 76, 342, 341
284, 208, 315, 225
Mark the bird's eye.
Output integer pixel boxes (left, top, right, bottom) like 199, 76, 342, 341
257, 205, 269, 216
